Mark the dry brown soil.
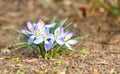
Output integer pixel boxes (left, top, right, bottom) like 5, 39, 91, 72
0, 0, 120, 74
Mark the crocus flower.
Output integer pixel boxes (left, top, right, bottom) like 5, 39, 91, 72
33, 27, 54, 51
53, 27, 77, 50
21, 21, 37, 35
22, 19, 56, 36
53, 27, 65, 45
22, 19, 56, 43
63, 32, 78, 50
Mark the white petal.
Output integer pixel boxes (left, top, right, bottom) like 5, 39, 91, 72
54, 27, 60, 37
54, 27, 64, 38
33, 37, 43, 44
65, 33, 73, 41
28, 35, 35, 43
45, 40, 49, 44
56, 38, 64, 45
65, 43, 73, 50
66, 40, 78, 45
45, 23, 56, 28
37, 19, 44, 29
27, 21, 34, 32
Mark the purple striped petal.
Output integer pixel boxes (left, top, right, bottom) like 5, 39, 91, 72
44, 40, 52, 51
27, 21, 34, 32
21, 30, 32, 35
66, 40, 78, 45
56, 38, 64, 45
28, 35, 35, 43
37, 19, 44, 28
60, 27, 64, 35
55, 27, 64, 37
64, 32, 69, 37
45, 27, 50, 35
65, 32, 73, 40
33, 24, 38, 34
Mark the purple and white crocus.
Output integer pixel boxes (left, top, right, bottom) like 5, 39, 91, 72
54, 27, 78, 50
54, 27, 65, 45
21, 19, 77, 51
22, 19, 55, 37
33, 27, 54, 51
63, 32, 78, 50
21, 19, 56, 51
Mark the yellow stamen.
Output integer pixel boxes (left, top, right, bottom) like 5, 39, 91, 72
64, 37, 70, 42
30, 28, 34, 33
36, 29, 41, 36
55, 30, 59, 37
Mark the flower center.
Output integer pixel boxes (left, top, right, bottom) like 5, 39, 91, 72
42, 32, 48, 40
64, 37, 69, 42
30, 28, 34, 33
36, 29, 41, 36
55, 30, 59, 38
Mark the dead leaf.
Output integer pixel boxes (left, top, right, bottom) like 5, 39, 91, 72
109, 51, 120, 54
0, 56, 11, 61
63, 0, 71, 6
0, 57, 4, 60
23, 58, 37, 63
55, 71, 66, 74
115, 17, 120, 25
16, 63, 23, 67
108, 39, 119, 44
92, 70, 100, 74
92, 71, 100, 74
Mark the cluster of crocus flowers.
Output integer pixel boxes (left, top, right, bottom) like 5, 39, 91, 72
22, 19, 78, 51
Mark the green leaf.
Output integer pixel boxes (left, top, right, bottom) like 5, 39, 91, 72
29, 44, 38, 51
55, 60, 63, 65
64, 23, 72, 30
51, 16, 57, 23
79, 49, 89, 55
14, 42, 29, 50
16, 70, 25, 74
110, 68, 115, 74
31, 18, 37, 23
110, 4, 120, 16
50, 19, 67, 33
14, 45, 27, 50
15, 42, 31, 46
15, 42, 38, 51
50, 68, 57, 73
11, 57, 21, 63
71, 35, 88, 40
57, 18, 67, 27
15, 29, 29, 38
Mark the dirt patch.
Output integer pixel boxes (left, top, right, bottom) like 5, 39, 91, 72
0, 0, 120, 74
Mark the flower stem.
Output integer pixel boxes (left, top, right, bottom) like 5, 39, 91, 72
56, 46, 62, 52
38, 43, 45, 57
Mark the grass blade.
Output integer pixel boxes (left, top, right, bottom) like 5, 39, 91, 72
71, 35, 88, 40
15, 29, 29, 38
50, 18, 67, 33
51, 16, 57, 23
